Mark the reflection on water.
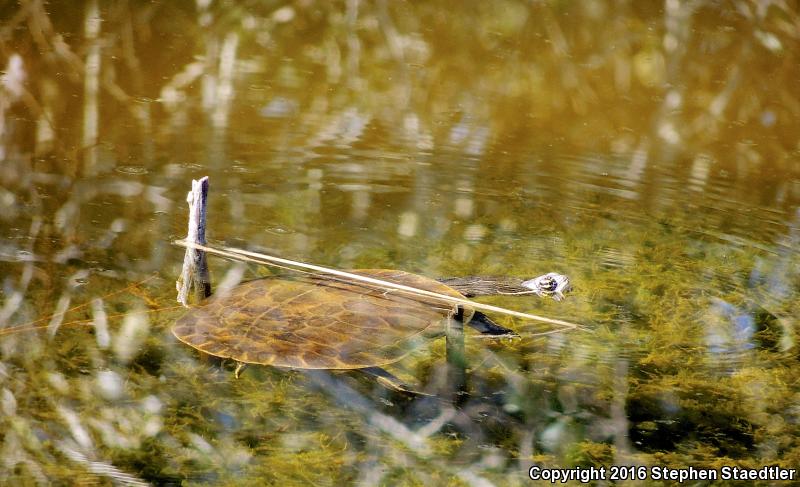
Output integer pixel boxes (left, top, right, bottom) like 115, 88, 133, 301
1, 0, 800, 484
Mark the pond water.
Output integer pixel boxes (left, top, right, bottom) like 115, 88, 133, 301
1, 1, 800, 485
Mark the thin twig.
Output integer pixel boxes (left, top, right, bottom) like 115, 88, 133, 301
0, 306, 184, 337
0, 274, 160, 337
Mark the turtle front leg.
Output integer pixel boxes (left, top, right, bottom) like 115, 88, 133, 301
234, 361, 248, 378
465, 311, 518, 337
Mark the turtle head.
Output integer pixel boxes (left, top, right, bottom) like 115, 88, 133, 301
438, 273, 572, 299
521, 272, 571, 301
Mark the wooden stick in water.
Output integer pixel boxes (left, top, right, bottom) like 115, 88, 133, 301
173, 239, 583, 330
176, 177, 211, 306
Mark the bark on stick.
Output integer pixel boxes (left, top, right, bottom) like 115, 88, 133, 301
176, 177, 211, 306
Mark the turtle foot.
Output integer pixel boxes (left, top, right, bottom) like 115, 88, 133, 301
234, 361, 248, 378
361, 366, 433, 396
466, 311, 518, 337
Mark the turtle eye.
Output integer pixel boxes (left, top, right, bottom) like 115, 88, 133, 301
553, 275, 571, 294
540, 276, 557, 292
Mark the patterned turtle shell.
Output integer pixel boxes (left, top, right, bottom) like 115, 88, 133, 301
172, 269, 471, 369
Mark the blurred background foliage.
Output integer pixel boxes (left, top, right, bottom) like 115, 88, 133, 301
2, 0, 798, 173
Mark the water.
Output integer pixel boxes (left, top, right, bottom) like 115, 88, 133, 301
1, 1, 800, 485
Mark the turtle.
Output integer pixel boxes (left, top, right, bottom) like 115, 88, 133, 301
172, 269, 570, 391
